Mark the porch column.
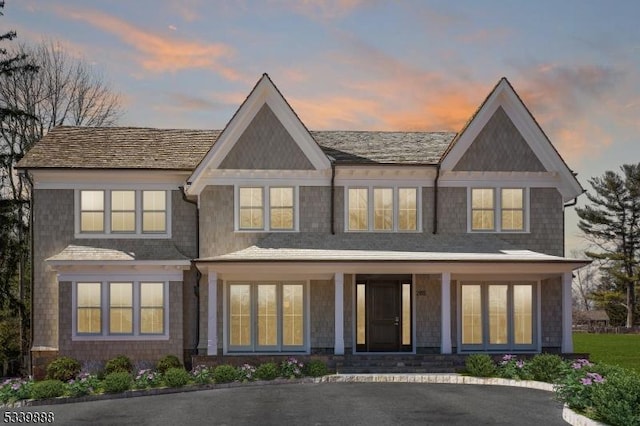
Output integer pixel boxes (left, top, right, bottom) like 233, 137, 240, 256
561, 272, 573, 353
207, 272, 218, 356
441, 272, 452, 354
334, 272, 345, 355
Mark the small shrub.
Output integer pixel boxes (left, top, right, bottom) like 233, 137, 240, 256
163, 367, 190, 388
554, 359, 602, 412
304, 359, 328, 377
255, 362, 279, 381
237, 364, 257, 382
156, 355, 183, 374
465, 354, 496, 377
591, 368, 640, 426
497, 355, 532, 380
31, 380, 65, 400
280, 357, 305, 378
105, 355, 133, 375
191, 365, 213, 385
527, 354, 565, 383
46, 356, 81, 382
133, 369, 163, 389
0, 378, 33, 403
102, 371, 132, 393
67, 372, 100, 397
213, 364, 238, 384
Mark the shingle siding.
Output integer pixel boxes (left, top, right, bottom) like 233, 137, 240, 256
415, 274, 441, 350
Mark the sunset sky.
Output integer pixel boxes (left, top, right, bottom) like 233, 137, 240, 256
5, 0, 640, 254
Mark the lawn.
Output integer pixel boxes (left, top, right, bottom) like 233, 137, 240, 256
573, 332, 640, 372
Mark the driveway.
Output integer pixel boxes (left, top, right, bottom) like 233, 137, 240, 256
3, 382, 567, 425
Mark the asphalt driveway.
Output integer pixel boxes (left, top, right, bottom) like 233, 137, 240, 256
2, 382, 567, 425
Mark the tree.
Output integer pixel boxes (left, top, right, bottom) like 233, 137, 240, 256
571, 249, 599, 311
576, 164, 640, 328
0, 22, 123, 372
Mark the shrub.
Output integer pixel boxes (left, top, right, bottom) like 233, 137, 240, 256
304, 359, 328, 377
163, 367, 190, 388
255, 362, 279, 381
0, 378, 33, 403
156, 355, 183, 374
237, 364, 257, 382
105, 355, 133, 375
465, 354, 496, 377
31, 380, 65, 400
46, 356, 81, 382
591, 368, 640, 426
213, 364, 238, 384
497, 355, 532, 380
67, 373, 100, 397
102, 372, 132, 393
280, 357, 305, 378
133, 369, 163, 389
555, 358, 602, 412
191, 365, 213, 385
527, 354, 565, 383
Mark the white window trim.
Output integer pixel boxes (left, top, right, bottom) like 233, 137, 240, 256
234, 185, 299, 232
345, 186, 422, 232
457, 281, 538, 352
467, 187, 529, 233
74, 189, 172, 239
223, 280, 310, 354
72, 279, 170, 341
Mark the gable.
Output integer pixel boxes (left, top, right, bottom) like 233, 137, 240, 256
219, 103, 314, 170
453, 106, 546, 172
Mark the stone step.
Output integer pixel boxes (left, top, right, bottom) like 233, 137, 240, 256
338, 366, 458, 374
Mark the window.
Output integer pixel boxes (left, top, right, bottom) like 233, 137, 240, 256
80, 190, 105, 232
77, 283, 101, 334
470, 187, 527, 232
236, 186, 297, 231
227, 281, 306, 352
460, 282, 536, 351
73, 281, 168, 339
347, 187, 419, 232
76, 189, 170, 237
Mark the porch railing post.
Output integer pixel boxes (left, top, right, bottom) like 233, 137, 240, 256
561, 272, 573, 353
441, 272, 452, 354
335, 272, 345, 355
207, 271, 218, 356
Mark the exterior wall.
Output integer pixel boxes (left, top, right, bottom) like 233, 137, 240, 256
436, 187, 467, 234
333, 186, 345, 234
300, 186, 332, 233
422, 187, 435, 234
58, 280, 184, 363
310, 279, 334, 350
219, 104, 314, 170
453, 106, 546, 172
196, 275, 223, 355
415, 274, 441, 350
541, 277, 563, 350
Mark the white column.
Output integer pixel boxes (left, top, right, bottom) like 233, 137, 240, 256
441, 272, 452, 354
207, 272, 218, 356
561, 272, 573, 353
334, 272, 345, 355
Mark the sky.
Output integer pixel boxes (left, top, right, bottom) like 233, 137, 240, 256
4, 0, 640, 255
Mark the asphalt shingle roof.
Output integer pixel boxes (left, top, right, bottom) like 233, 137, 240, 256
17, 126, 456, 169
46, 241, 191, 263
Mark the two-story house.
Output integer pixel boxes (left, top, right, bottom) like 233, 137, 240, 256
18, 74, 588, 377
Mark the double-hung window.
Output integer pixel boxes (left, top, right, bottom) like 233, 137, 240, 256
237, 186, 296, 231
74, 281, 168, 339
227, 281, 306, 352
77, 189, 170, 237
347, 187, 419, 232
470, 188, 526, 232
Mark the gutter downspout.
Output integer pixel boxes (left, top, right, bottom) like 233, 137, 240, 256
180, 186, 201, 356
329, 157, 336, 235
433, 164, 441, 234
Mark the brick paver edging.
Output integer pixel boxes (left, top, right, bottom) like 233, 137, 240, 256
3, 373, 606, 425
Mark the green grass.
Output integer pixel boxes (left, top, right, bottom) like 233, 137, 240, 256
573, 332, 640, 372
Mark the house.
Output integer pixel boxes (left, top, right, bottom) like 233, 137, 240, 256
17, 74, 589, 377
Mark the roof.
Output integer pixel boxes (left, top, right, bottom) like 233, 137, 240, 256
17, 126, 456, 170
574, 310, 610, 322
198, 233, 587, 263
46, 241, 191, 264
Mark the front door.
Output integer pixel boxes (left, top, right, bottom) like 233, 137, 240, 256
355, 277, 412, 352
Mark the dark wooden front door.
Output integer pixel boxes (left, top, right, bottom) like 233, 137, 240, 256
368, 281, 401, 352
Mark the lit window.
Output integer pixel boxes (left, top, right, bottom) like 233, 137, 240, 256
80, 190, 104, 232
373, 188, 393, 231
471, 188, 495, 231
111, 190, 135, 233
142, 191, 166, 233
110, 282, 133, 334
270, 187, 294, 230
77, 283, 101, 334
347, 187, 420, 232
461, 285, 482, 345
239, 187, 264, 230
501, 188, 524, 231
398, 188, 417, 231
140, 283, 164, 334
348, 188, 368, 231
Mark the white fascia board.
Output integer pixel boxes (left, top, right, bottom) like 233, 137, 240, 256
335, 165, 437, 186
31, 169, 188, 189
198, 168, 331, 187
439, 170, 561, 187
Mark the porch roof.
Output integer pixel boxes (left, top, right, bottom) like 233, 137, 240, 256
46, 242, 191, 265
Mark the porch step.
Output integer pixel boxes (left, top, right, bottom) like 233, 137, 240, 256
335, 354, 465, 374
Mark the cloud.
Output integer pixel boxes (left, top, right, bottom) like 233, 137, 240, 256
457, 28, 513, 44
271, 0, 367, 20
161, 93, 223, 112
168, 25, 177, 31
55, 6, 241, 80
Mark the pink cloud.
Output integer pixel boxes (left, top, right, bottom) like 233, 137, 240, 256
272, 0, 367, 20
